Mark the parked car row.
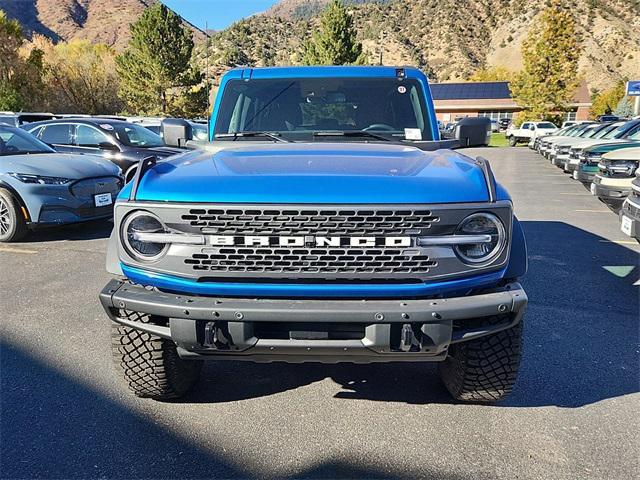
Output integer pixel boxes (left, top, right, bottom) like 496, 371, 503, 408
530, 119, 640, 241
0, 125, 122, 242
0, 112, 214, 242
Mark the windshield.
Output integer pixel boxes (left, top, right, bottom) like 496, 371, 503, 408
0, 126, 55, 155
568, 125, 590, 136
111, 123, 164, 148
214, 77, 433, 141
627, 128, 640, 141
599, 123, 625, 139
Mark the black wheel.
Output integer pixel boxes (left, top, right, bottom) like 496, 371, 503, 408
439, 316, 523, 403
111, 311, 203, 400
0, 188, 28, 242
508, 136, 517, 147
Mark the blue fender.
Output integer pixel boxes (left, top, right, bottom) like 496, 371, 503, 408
504, 216, 528, 279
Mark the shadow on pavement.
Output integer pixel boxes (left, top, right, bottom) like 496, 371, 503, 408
0, 341, 463, 479
181, 221, 638, 408
0, 341, 241, 479
16, 219, 113, 243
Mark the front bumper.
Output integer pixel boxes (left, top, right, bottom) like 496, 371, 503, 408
100, 279, 528, 363
553, 153, 569, 166
620, 196, 640, 240
576, 165, 598, 183
592, 176, 633, 203
13, 177, 122, 226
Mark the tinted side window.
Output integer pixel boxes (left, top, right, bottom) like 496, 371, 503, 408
28, 126, 43, 138
40, 124, 73, 144
521, 123, 530, 129
76, 125, 110, 147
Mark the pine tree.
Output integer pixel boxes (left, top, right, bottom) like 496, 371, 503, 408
302, 0, 367, 66
115, 3, 205, 116
613, 95, 634, 119
510, 0, 582, 124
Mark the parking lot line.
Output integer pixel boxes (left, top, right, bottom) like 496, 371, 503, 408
598, 240, 639, 246
0, 246, 37, 254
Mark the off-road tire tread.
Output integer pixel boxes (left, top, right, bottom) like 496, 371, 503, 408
111, 311, 202, 400
0, 188, 28, 242
439, 316, 523, 403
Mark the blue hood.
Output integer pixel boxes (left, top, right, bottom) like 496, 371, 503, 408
123, 143, 491, 204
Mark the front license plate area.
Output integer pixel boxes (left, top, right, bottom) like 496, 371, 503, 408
290, 330, 329, 340
94, 192, 113, 207
621, 216, 633, 236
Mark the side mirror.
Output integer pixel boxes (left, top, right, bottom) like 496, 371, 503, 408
455, 117, 491, 147
99, 142, 119, 151
529, 125, 535, 130
162, 118, 193, 148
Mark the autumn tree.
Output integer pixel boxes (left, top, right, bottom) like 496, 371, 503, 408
0, 10, 44, 110
589, 80, 626, 118
116, 3, 206, 116
302, 0, 367, 66
468, 66, 517, 83
510, 0, 582, 124
37, 39, 123, 114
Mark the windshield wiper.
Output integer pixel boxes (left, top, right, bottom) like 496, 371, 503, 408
313, 131, 391, 142
215, 132, 290, 143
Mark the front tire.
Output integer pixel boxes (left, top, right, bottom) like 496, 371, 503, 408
0, 188, 28, 242
439, 316, 523, 403
111, 311, 203, 400
508, 136, 517, 147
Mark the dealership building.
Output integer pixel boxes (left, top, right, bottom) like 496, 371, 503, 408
431, 80, 592, 123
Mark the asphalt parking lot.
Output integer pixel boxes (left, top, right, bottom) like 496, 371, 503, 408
1, 146, 638, 480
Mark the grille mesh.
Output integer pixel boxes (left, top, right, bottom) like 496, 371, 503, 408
181, 208, 439, 236
186, 247, 436, 275
71, 176, 121, 199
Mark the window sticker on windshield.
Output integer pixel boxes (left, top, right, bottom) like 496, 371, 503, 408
397, 86, 407, 94
99, 124, 114, 130
405, 128, 422, 140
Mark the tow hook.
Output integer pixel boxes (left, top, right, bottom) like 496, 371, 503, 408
399, 323, 420, 352
203, 321, 232, 349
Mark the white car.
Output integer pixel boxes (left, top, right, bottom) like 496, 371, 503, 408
506, 121, 558, 146
538, 123, 596, 157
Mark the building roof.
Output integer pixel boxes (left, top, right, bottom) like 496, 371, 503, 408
430, 82, 511, 100
431, 80, 591, 105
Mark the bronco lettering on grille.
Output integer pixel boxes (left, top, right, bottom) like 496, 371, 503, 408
207, 236, 412, 247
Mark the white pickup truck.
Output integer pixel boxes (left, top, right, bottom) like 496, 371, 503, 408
506, 121, 558, 146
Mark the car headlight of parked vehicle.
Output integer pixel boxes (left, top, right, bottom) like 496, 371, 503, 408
452, 212, 507, 265
8, 173, 73, 185
121, 210, 170, 262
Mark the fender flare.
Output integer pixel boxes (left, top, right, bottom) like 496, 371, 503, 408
504, 216, 528, 280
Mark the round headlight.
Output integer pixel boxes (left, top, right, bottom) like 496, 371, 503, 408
121, 211, 168, 261
454, 213, 506, 265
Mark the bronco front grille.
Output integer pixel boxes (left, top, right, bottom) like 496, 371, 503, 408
186, 246, 436, 275
180, 208, 439, 236
118, 202, 513, 282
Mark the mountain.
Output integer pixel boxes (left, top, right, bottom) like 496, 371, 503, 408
0, 0, 206, 49
2, 0, 638, 92
266, 0, 390, 19
226, 0, 640, 91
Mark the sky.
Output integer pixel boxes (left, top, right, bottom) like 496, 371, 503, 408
162, 0, 281, 31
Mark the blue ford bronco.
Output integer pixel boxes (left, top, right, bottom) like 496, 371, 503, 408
100, 66, 528, 402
